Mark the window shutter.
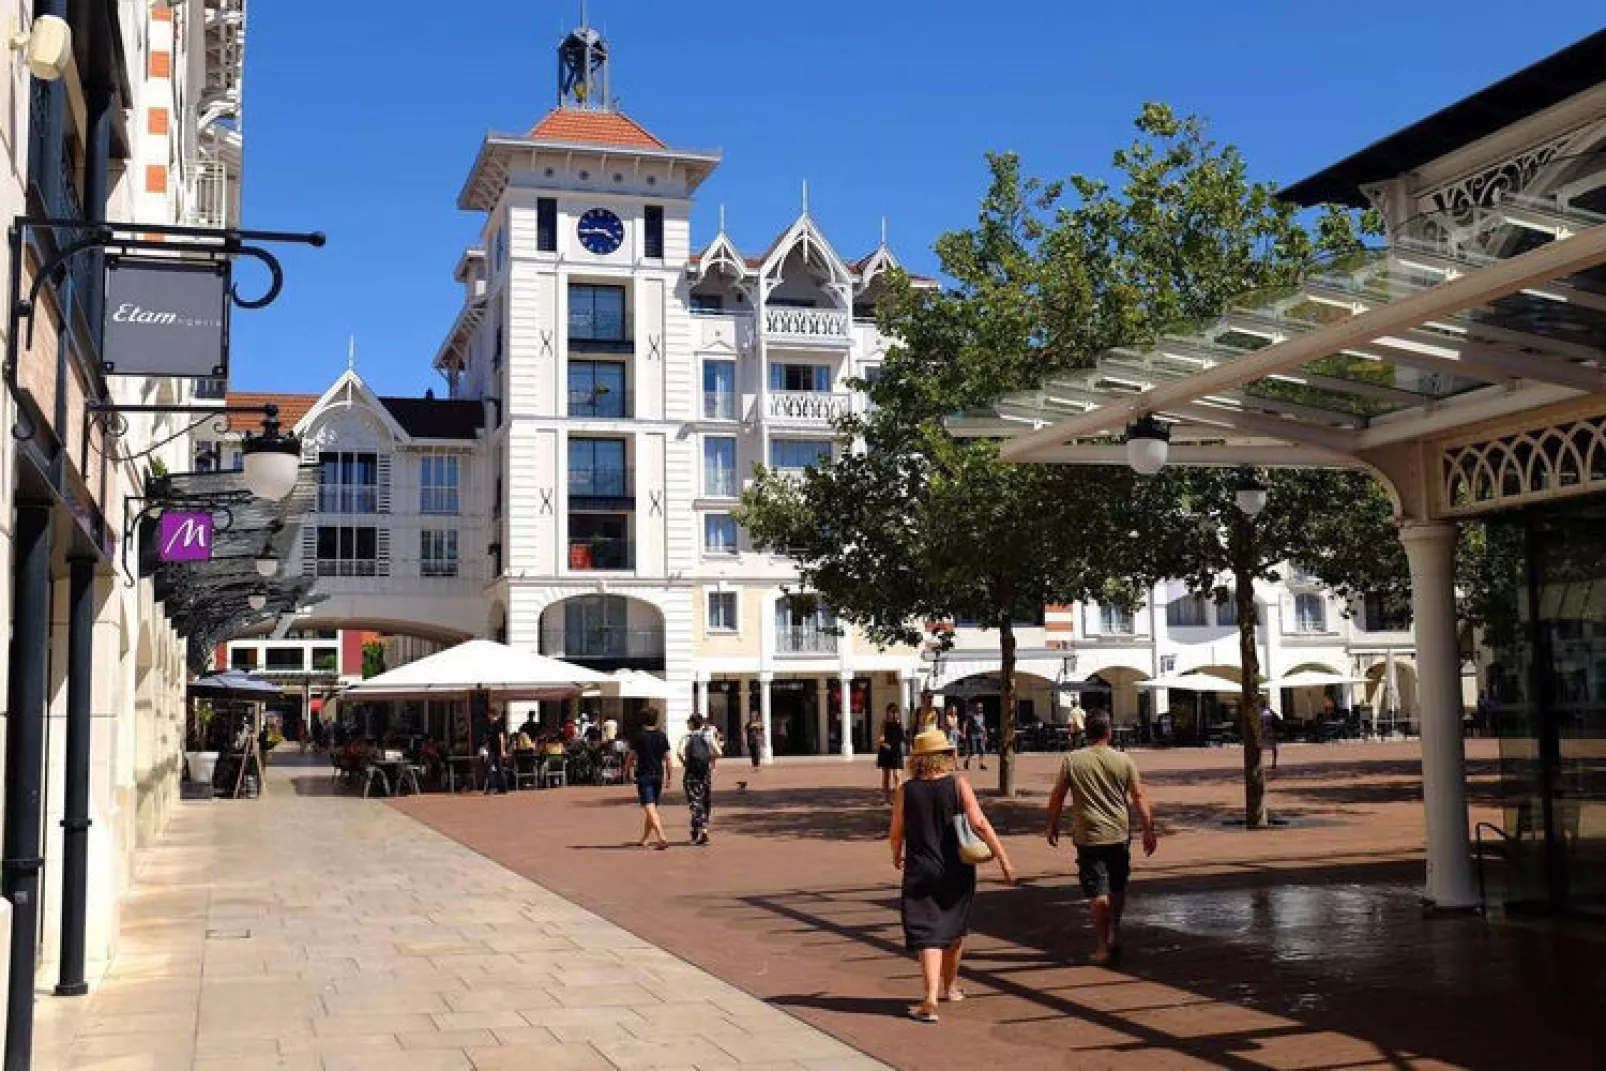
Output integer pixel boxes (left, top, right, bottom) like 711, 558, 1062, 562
537, 198, 557, 252
377, 455, 392, 513
643, 205, 664, 258
769, 363, 782, 391
814, 365, 829, 392
376, 527, 391, 578
301, 526, 317, 578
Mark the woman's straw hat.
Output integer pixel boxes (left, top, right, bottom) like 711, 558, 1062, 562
910, 729, 954, 756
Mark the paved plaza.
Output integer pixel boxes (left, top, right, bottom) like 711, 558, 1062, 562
395, 740, 1606, 1071
33, 755, 882, 1071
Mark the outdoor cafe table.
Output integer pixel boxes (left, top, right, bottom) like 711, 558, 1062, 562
1111, 725, 1138, 750
370, 757, 423, 797
444, 754, 480, 793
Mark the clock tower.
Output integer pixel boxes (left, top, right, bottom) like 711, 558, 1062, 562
445, 18, 722, 737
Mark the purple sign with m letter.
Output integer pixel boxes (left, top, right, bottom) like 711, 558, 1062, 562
159, 511, 213, 562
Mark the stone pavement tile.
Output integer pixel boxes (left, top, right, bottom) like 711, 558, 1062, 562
193, 1057, 321, 1071
1119, 1001, 1297, 1039
592, 1034, 741, 1069
195, 1013, 314, 1040
322, 1052, 471, 1071
1241, 1031, 1398, 1069
712, 1030, 866, 1064
398, 1028, 499, 1050
322, 990, 455, 1015
277, 1033, 401, 1057
465, 1041, 615, 1070
441, 985, 556, 1012
550, 981, 662, 1008
57, 1054, 195, 1071
85, 990, 204, 1017
312, 1012, 440, 1036
430, 1009, 530, 1032
74, 1011, 196, 1036
193, 1035, 285, 1060
61, 1032, 193, 1058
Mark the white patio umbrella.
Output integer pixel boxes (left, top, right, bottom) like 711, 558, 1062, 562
1135, 672, 1242, 693
593, 669, 675, 699
1268, 669, 1366, 690
342, 640, 610, 701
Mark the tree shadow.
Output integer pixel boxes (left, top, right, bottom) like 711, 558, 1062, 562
738, 858, 1599, 1070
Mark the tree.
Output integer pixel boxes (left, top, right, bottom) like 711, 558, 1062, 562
361, 640, 386, 680
1142, 468, 1406, 827
742, 103, 1375, 800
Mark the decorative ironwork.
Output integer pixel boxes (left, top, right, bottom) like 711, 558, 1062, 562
763, 306, 850, 341
1419, 132, 1582, 225
1441, 413, 1606, 515
767, 390, 851, 423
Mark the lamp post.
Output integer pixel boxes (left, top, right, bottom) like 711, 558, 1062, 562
1229, 467, 1269, 827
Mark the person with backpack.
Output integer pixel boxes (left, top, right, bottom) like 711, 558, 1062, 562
679, 713, 718, 846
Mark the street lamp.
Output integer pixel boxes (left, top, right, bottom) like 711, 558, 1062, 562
1125, 415, 1170, 476
241, 404, 302, 502
1234, 468, 1268, 518
253, 552, 278, 579
247, 590, 267, 612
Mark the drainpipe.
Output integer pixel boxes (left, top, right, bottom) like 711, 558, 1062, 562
54, 557, 97, 996
3, 503, 55, 1070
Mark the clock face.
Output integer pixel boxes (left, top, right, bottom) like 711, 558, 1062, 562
577, 208, 625, 255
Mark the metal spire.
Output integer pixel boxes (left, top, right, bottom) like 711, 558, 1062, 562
347, 335, 356, 371
718, 203, 726, 233
801, 178, 809, 216
881, 216, 888, 247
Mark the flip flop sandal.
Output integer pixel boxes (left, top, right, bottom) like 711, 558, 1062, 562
907, 1005, 939, 1024
940, 988, 966, 1003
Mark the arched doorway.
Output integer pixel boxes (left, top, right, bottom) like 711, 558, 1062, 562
937, 670, 1056, 739
1365, 658, 1420, 732
1278, 662, 1348, 722
539, 595, 668, 737
1081, 667, 1151, 728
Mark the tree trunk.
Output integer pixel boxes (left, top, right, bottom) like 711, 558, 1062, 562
999, 619, 1017, 798
1232, 524, 1267, 829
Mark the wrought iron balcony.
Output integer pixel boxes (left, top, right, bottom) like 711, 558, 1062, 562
763, 306, 850, 346
316, 485, 379, 514
567, 537, 635, 571
569, 336, 635, 355
766, 391, 852, 425
776, 626, 839, 655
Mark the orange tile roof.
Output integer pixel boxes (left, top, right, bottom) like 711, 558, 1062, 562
223, 391, 319, 432
529, 108, 665, 149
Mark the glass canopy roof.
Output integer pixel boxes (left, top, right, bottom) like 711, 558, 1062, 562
952, 149, 1606, 464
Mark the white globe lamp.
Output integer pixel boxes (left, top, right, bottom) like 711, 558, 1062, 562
240, 404, 302, 502
1125, 415, 1170, 476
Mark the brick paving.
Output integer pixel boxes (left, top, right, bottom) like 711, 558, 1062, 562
395, 740, 1606, 1071
32, 755, 882, 1071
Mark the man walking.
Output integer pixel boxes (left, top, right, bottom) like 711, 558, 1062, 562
679, 714, 717, 845
625, 707, 672, 849
963, 700, 988, 771
1045, 713, 1156, 965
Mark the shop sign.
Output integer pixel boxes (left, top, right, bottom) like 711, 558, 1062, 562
102, 257, 230, 378
159, 511, 213, 562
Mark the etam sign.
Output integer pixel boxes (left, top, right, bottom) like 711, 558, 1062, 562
158, 511, 214, 563
102, 257, 230, 378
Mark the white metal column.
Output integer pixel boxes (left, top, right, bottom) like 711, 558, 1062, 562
838, 670, 854, 757
1400, 522, 1478, 910
758, 672, 774, 764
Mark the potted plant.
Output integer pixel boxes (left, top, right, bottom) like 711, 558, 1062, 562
184, 700, 220, 792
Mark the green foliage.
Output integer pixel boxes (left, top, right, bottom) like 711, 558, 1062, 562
743, 103, 1380, 797
361, 640, 386, 680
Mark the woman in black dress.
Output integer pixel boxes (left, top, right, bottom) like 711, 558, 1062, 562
876, 703, 907, 803
889, 729, 1015, 1023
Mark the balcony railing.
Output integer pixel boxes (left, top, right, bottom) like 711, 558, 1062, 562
568, 467, 634, 506
567, 538, 635, 571
702, 391, 738, 420
568, 388, 634, 419
767, 391, 852, 425
539, 626, 666, 661
420, 560, 460, 578
776, 626, 839, 655
703, 469, 738, 498
763, 306, 850, 344
420, 488, 460, 515
317, 485, 379, 513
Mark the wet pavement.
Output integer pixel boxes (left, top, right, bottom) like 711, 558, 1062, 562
396, 740, 1606, 1070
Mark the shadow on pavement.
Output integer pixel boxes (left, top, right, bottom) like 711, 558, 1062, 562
742, 857, 1597, 1071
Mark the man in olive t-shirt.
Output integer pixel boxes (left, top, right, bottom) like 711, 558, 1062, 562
1046, 714, 1156, 965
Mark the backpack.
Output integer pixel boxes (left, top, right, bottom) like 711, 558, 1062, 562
683, 731, 713, 775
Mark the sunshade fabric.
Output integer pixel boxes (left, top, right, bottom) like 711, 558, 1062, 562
1134, 672, 1243, 693
343, 640, 610, 700
1269, 669, 1366, 689
189, 669, 282, 699
594, 669, 675, 699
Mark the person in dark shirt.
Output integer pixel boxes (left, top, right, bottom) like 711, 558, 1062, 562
625, 707, 673, 849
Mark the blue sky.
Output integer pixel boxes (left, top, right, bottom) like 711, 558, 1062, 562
231, 2, 1605, 397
